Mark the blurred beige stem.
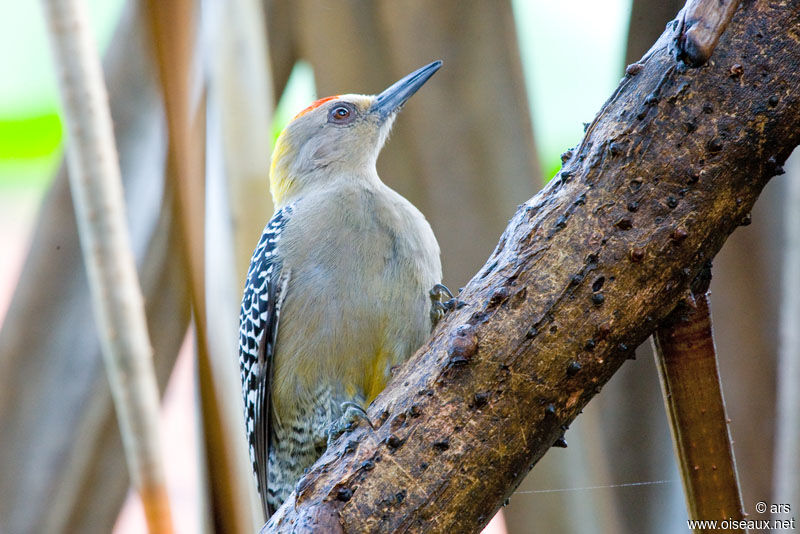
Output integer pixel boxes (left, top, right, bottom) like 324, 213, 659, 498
774, 153, 800, 509
142, 0, 259, 529
212, 0, 275, 282
40, 0, 174, 532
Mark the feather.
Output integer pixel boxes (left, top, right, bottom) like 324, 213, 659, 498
238, 204, 294, 517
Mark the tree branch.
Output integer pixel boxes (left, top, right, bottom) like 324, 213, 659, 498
676, 0, 741, 67
266, 1, 800, 531
653, 287, 745, 527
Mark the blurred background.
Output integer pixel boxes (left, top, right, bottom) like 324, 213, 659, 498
0, 0, 795, 533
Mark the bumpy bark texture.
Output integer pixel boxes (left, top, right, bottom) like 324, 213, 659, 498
266, 2, 800, 532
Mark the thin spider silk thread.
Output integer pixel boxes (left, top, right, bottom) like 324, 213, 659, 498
513, 479, 673, 495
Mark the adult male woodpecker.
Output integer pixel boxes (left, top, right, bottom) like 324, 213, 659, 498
238, 61, 450, 517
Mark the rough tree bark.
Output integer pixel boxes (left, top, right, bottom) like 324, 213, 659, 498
265, 1, 799, 532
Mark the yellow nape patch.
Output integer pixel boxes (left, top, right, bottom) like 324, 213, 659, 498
269, 132, 294, 206
271, 95, 344, 205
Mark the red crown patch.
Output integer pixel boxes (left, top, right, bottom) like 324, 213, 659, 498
293, 96, 339, 120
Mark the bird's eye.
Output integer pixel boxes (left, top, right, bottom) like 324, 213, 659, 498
328, 103, 356, 124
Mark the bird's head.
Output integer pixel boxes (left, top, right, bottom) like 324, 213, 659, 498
269, 60, 442, 207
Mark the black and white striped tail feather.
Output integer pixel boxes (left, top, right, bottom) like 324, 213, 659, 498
238, 203, 294, 518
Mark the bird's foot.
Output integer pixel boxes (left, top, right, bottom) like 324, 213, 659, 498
430, 283, 453, 326
430, 283, 464, 327
327, 401, 374, 447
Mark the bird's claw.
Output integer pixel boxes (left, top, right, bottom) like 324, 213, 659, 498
430, 283, 464, 327
327, 401, 374, 447
429, 283, 453, 301
430, 300, 447, 325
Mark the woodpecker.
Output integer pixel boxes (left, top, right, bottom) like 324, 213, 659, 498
238, 61, 450, 517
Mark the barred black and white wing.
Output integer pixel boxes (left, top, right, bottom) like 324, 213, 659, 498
238, 204, 293, 518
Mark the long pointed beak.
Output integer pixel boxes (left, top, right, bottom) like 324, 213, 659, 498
370, 60, 442, 120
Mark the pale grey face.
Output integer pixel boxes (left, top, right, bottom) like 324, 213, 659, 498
271, 61, 442, 197
283, 94, 394, 177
